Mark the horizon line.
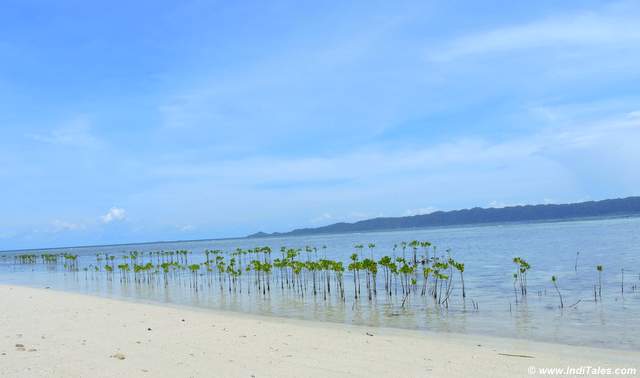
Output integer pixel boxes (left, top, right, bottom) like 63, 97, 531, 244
2, 195, 638, 253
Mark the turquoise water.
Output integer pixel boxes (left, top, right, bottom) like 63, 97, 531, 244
1, 217, 639, 350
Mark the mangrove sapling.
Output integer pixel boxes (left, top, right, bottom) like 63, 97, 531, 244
333, 261, 346, 300
440, 262, 455, 306
348, 253, 360, 299
364, 259, 372, 300
513, 257, 531, 296
391, 244, 399, 295
432, 260, 450, 303
420, 241, 432, 264
459, 262, 465, 298
421, 267, 431, 296
409, 240, 419, 266
216, 258, 226, 291
361, 258, 378, 300
387, 259, 398, 297
597, 265, 603, 298
14, 240, 479, 322
104, 264, 114, 280
370, 259, 378, 297
401, 279, 416, 308
16, 254, 38, 264
118, 263, 131, 283
379, 256, 390, 295
304, 245, 313, 262
273, 258, 285, 290
551, 275, 563, 309
449, 258, 465, 298
398, 259, 414, 295
262, 261, 274, 295
434, 271, 449, 305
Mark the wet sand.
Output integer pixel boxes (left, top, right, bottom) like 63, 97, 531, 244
0, 284, 637, 377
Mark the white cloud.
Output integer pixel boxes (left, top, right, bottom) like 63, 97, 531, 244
0, 230, 17, 239
27, 115, 101, 148
132, 107, 640, 229
404, 207, 437, 216
101, 208, 127, 224
309, 213, 333, 225
177, 224, 194, 232
154, 115, 629, 187
627, 111, 640, 119
346, 211, 384, 221
487, 201, 524, 209
49, 219, 84, 233
146, 108, 640, 189
152, 12, 423, 150
429, 4, 640, 61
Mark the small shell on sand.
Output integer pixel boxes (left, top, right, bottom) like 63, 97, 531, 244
111, 352, 126, 360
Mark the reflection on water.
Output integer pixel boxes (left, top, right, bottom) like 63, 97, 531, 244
1, 217, 639, 350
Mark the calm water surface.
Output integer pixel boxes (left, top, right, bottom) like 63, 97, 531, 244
1, 217, 639, 350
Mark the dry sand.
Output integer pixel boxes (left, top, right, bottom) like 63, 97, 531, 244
0, 284, 637, 377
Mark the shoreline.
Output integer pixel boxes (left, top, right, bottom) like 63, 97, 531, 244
1, 285, 638, 377
4, 281, 638, 353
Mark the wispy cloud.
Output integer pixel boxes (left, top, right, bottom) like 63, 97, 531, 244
132, 106, 640, 230
101, 208, 127, 224
49, 219, 85, 233
487, 201, 524, 209
404, 207, 437, 216
26, 115, 101, 148
0, 230, 17, 240
147, 109, 639, 185
3, 1, 640, 250
152, 13, 425, 153
177, 224, 194, 232
429, 4, 640, 61
309, 213, 333, 225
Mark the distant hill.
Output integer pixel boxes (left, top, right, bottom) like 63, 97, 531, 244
248, 196, 640, 238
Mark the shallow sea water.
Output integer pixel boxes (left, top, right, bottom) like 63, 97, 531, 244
1, 217, 639, 350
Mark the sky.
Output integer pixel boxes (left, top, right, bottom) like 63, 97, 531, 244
1, 0, 640, 250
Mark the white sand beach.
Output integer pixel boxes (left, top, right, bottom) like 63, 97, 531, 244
0, 284, 637, 377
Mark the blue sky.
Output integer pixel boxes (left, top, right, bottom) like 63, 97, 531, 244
1, 0, 640, 250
